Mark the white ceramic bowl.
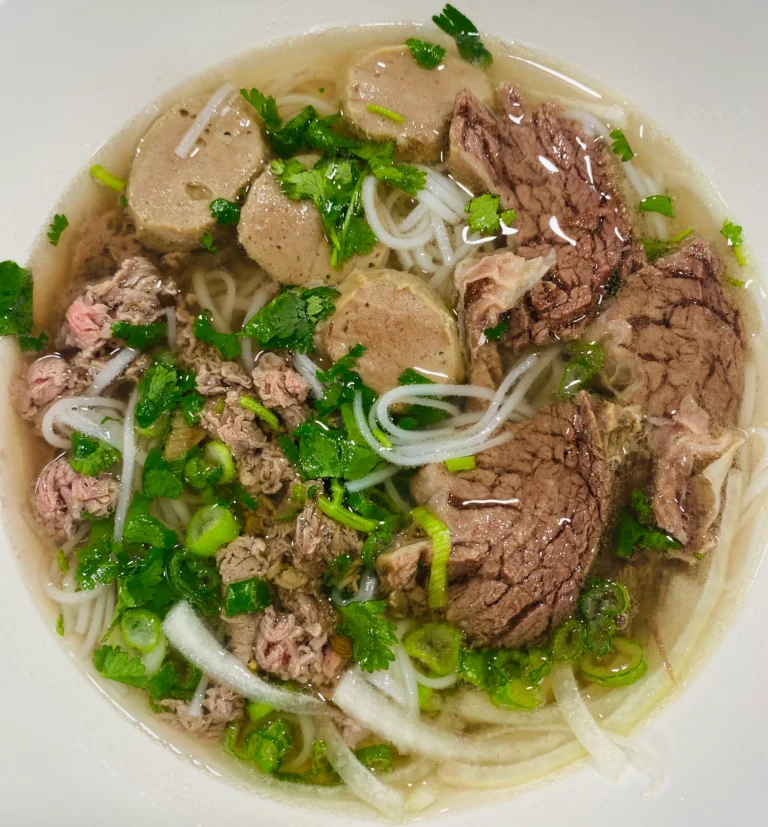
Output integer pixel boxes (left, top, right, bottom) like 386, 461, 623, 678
1, 1, 767, 824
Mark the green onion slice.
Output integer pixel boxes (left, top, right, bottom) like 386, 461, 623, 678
317, 497, 379, 533
553, 618, 586, 662
444, 456, 476, 473
403, 623, 462, 676
90, 164, 126, 191
186, 504, 240, 556
579, 637, 647, 687
121, 608, 163, 653
239, 395, 280, 432
204, 440, 236, 484
411, 506, 452, 610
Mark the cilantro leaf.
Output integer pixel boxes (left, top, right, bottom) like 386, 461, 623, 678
641, 228, 693, 263
316, 344, 369, 415
639, 195, 675, 218
0, 260, 33, 336
76, 519, 119, 590
370, 163, 426, 197
92, 645, 147, 687
47, 214, 69, 246
483, 319, 509, 341
721, 220, 746, 267
609, 129, 634, 162
69, 432, 121, 476
142, 447, 183, 500
18, 331, 49, 352
405, 38, 447, 69
111, 320, 167, 350
291, 420, 381, 481
338, 600, 397, 672
123, 492, 177, 549
270, 105, 318, 157
209, 198, 241, 226
117, 547, 175, 617
240, 87, 282, 132
201, 233, 217, 253
398, 367, 434, 385
465, 193, 515, 235
194, 309, 241, 360
135, 363, 198, 428
615, 489, 682, 559
241, 286, 339, 353
432, 4, 493, 68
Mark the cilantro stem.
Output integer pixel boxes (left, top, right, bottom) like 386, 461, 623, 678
366, 104, 405, 123
317, 497, 379, 533
444, 456, 476, 473
90, 164, 126, 192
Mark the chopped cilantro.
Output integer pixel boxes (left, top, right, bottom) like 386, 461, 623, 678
615, 490, 682, 559
609, 129, 634, 162
135, 363, 198, 428
69, 432, 121, 476
290, 420, 381, 481
18, 331, 49, 352
201, 233, 217, 253
315, 344, 370, 415
323, 553, 353, 587
337, 600, 397, 672
123, 492, 177, 549
398, 367, 434, 385
75, 519, 119, 590
639, 194, 675, 218
405, 37, 446, 69
111, 320, 167, 350
92, 645, 147, 687
433, 4, 493, 68
483, 319, 509, 341
209, 198, 241, 226
240, 87, 282, 132
142, 447, 183, 500
194, 309, 241, 360
241, 285, 339, 353
465, 193, 515, 235
0, 260, 33, 337
119, 195, 128, 208
721, 220, 746, 267
46, 214, 69, 246
224, 577, 271, 617
558, 342, 604, 400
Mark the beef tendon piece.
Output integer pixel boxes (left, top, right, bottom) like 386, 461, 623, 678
448, 84, 634, 349
410, 391, 609, 648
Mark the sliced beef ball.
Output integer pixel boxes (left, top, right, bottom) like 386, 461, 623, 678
341, 45, 493, 161
238, 171, 388, 286
590, 239, 745, 425
320, 268, 465, 395
33, 457, 119, 541
60, 256, 177, 356
409, 391, 609, 647
251, 351, 309, 430
127, 92, 267, 252
448, 85, 633, 349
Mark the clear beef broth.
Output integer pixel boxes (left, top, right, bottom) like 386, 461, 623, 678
12, 22, 763, 819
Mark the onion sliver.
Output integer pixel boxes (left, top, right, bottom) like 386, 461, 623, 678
86, 348, 139, 395
316, 717, 405, 820
162, 601, 324, 714
113, 389, 138, 542
174, 83, 235, 159
334, 669, 543, 764
551, 663, 627, 781
292, 353, 325, 399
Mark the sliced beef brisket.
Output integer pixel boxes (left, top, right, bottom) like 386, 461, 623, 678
409, 391, 609, 647
449, 84, 634, 351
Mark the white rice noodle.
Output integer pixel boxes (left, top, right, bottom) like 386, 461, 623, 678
192, 268, 238, 332
429, 241, 475, 291
86, 348, 139, 395
283, 715, 316, 771
551, 663, 627, 781
292, 353, 325, 399
398, 203, 429, 234
187, 673, 209, 718
163, 601, 324, 714
166, 307, 177, 353
394, 644, 420, 716
334, 669, 553, 765
405, 784, 439, 812
316, 717, 405, 821
345, 464, 399, 493
362, 176, 435, 250
113, 389, 139, 543
78, 588, 108, 657
350, 569, 379, 604
384, 477, 410, 512
174, 83, 235, 159
102, 585, 115, 637
415, 166, 472, 215
241, 280, 278, 371
623, 162, 668, 240
41, 396, 125, 451
276, 93, 335, 117
557, 100, 627, 129
417, 190, 461, 223
44, 580, 105, 606
432, 217, 454, 264
362, 666, 409, 708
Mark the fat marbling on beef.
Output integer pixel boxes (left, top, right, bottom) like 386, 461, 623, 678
408, 391, 609, 647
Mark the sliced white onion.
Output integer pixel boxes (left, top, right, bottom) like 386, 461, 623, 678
78, 589, 108, 658
394, 645, 420, 716
113, 389, 138, 543
163, 601, 324, 714
44, 582, 105, 606
351, 569, 379, 603
551, 663, 627, 781
362, 668, 408, 707
187, 673, 209, 718
283, 715, 316, 771
174, 83, 236, 159
334, 669, 545, 764
166, 307, 177, 353
292, 353, 325, 399
316, 717, 404, 820
607, 733, 666, 795
86, 348, 139, 395
141, 634, 167, 676
405, 784, 439, 812
345, 464, 399, 493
